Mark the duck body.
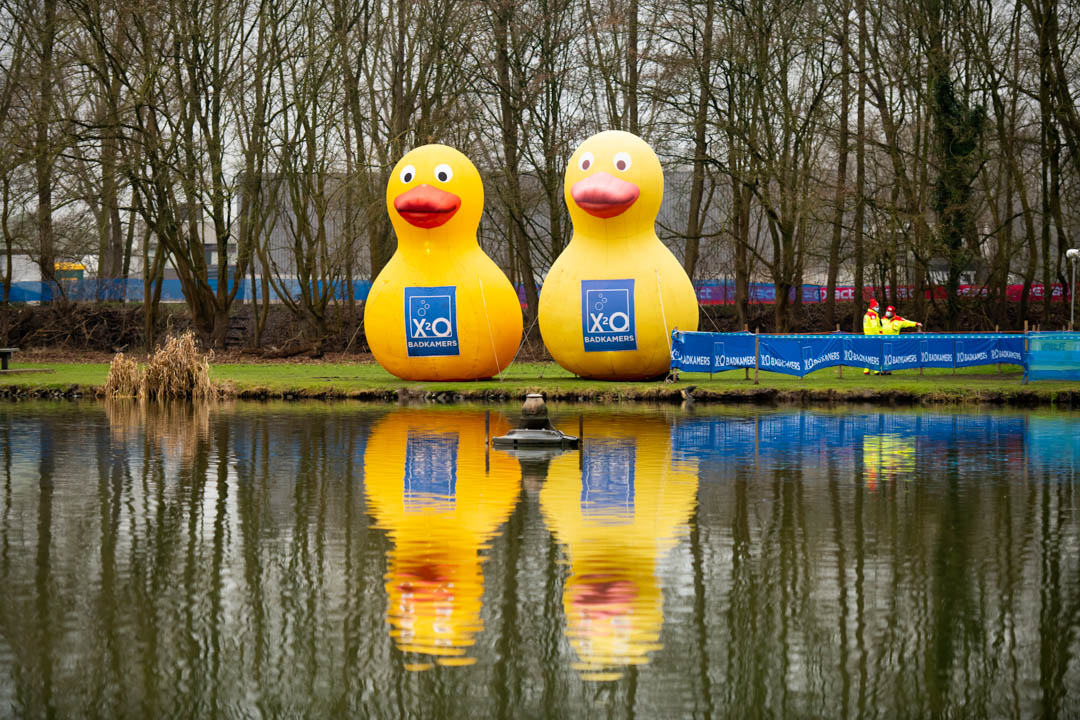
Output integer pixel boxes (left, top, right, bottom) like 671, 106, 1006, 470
365, 145, 523, 381
538, 131, 698, 380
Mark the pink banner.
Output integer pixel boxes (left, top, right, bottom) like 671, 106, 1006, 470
817, 284, 1067, 304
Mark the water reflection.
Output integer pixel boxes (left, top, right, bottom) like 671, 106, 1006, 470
363, 409, 521, 670
539, 415, 698, 681
861, 434, 915, 489
0, 402, 1078, 718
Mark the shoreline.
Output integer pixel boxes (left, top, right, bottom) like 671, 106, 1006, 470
1, 379, 1077, 408
1, 358, 1076, 408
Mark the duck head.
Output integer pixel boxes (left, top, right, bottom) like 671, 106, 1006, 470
564, 130, 663, 236
387, 144, 484, 247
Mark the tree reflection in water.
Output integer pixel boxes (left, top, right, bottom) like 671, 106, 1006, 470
0, 403, 1076, 718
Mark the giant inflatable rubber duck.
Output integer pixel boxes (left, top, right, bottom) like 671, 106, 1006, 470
363, 409, 521, 670
365, 145, 523, 380
538, 131, 698, 380
537, 413, 698, 681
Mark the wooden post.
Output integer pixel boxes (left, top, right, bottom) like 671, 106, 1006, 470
995, 325, 1001, 372
754, 329, 760, 385
744, 324, 750, 380
484, 409, 490, 472
836, 324, 842, 378
1023, 321, 1029, 384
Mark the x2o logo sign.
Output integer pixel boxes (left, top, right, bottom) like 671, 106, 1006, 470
581, 279, 636, 352
404, 286, 459, 357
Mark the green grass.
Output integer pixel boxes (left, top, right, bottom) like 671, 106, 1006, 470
2, 358, 1077, 404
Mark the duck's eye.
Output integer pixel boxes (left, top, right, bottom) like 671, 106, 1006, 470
613, 152, 632, 171
434, 164, 453, 182
578, 152, 594, 171
399, 165, 416, 184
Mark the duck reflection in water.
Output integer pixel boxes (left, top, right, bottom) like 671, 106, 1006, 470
539, 415, 698, 681
363, 409, 521, 671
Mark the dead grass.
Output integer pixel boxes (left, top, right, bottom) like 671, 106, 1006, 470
103, 331, 217, 400
103, 352, 141, 397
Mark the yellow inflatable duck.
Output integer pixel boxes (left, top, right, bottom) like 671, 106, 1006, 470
365, 145, 523, 380
538, 131, 698, 380
363, 409, 521, 670
537, 413, 698, 680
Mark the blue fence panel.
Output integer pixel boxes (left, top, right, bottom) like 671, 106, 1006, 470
883, 337, 921, 370
842, 335, 883, 371
993, 336, 1025, 367
800, 336, 843, 375
758, 336, 806, 376
672, 332, 1047, 376
670, 331, 756, 372
1026, 332, 1080, 381
5, 277, 376, 303
915, 335, 955, 368
955, 336, 997, 368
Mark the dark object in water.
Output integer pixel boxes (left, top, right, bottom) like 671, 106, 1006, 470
492, 394, 580, 448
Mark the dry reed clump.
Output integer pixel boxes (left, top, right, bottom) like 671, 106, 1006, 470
103, 331, 216, 400
144, 332, 215, 400
103, 352, 141, 397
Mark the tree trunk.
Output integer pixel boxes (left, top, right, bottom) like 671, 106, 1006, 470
825, 0, 850, 329
492, 0, 539, 333
36, 0, 57, 299
682, 0, 713, 281
626, 0, 639, 135
852, 0, 866, 331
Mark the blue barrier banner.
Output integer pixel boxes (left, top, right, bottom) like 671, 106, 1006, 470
800, 336, 843, 375
758, 336, 805, 376
672, 332, 1037, 375
883, 337, 921, 370
5, 278, 374, 303
670, 331, 756, 372
842, 336, 882, 371
993, 336, 1025, 367
916, 335, 955, 368
756, 335, 843, 376
955, 337, 996, 367
1027, 332, 1080, 381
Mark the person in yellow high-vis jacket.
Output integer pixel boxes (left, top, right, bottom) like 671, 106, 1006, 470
881, 306, 922, 334
863, 299, 882, 375
879, 306, 922, 374
863, 298, 882, 336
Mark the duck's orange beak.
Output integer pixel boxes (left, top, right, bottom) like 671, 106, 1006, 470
571, 172, 640, 218
394, 184, 461, 228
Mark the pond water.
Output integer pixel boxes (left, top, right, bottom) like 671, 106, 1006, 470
1, 401, 1078, 719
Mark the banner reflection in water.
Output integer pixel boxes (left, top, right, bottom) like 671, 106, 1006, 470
363, 410, 521, 670
539, 415, 698, 681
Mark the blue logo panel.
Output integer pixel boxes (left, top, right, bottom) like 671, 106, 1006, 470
404, 286, 459, 357
581, 279, 636, 352
403, 432, 458, 510
581, 439, 635, 522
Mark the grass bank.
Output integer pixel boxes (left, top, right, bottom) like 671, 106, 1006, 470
1, 358, 1078, 407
